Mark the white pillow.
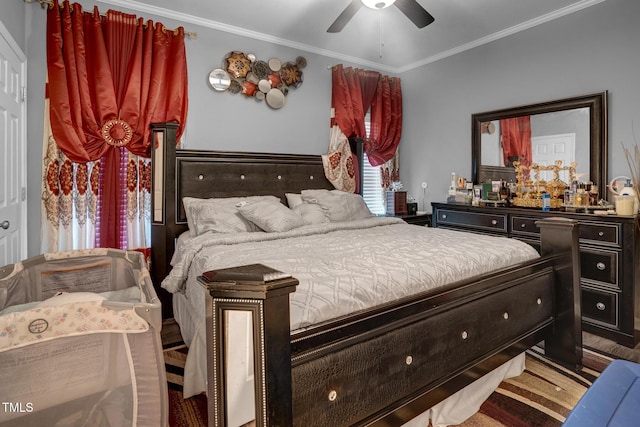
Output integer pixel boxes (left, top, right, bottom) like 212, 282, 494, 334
285, 193, 304, 208
238, 199, 307, 232
183, 196, 280, 236
292, 203, 329, 225
301, 189, 373, 222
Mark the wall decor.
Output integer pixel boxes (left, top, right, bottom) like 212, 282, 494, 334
207, 52, 306, 109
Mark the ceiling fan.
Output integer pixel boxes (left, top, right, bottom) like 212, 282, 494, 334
327, 0, 434, 33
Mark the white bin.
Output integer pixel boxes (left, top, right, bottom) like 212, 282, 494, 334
0, 249, 167, 427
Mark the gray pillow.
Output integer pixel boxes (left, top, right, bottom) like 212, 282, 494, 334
301, 189, 373, 222
182, 196, 280, 236
237, 199, 307, 232
292, 202, 330, 225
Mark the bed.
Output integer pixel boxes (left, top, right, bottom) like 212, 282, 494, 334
149, 122, 583, 426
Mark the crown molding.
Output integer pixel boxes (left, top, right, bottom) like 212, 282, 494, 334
397, 0, 608, 73
97, 0, 607, 74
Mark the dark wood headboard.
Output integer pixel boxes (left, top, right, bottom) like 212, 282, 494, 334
149, 123, 336, 317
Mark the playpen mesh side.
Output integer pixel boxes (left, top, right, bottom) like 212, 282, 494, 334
0, 249, 166, 427
0, 329, 166, 427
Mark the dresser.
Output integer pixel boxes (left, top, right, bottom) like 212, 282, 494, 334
432, 202, 640, 347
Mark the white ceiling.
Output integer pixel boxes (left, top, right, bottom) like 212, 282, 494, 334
97, 0, 607, 73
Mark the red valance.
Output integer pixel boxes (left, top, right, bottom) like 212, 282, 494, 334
331, 65, 403, 169
46, 0, 188, 162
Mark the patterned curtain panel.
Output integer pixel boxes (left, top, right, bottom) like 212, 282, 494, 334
41, 98, 152, 254
42, 0, 187, 254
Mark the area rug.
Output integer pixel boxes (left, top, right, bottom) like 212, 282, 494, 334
165, 344, 208, 427
163, 346, 611, 427
456, 347, 608, 427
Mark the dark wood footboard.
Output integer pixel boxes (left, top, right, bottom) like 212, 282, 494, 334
202, 218, 581, 427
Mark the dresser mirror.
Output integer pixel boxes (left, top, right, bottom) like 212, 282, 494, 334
472, 91, 608, 197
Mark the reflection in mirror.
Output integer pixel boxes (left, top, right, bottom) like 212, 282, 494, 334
472, 92, 607, 197
225, 310, 255, 426
481, 108, 589, 184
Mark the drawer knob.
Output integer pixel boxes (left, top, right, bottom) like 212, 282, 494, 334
442, 214, 447, 219
461, 331, 468, 340
491, 219, 498, 225
598, 231, 604, 237
596, 262, 606, 271
596, 302, 606, 311
521, 223, 526, 228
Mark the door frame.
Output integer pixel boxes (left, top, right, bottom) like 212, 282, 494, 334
0, 19, 28, 263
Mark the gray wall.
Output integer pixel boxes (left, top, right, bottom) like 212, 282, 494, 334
0, 0, 25, 51
400, 0, 640, 210
3, 0, 639, 256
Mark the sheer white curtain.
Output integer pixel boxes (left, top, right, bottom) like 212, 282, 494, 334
41, 97, 151, 254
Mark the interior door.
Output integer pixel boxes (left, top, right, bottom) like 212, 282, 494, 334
0, 23, 27, 267
532, 133, 576, 183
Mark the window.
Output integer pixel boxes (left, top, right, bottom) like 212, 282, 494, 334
360, 111, 386, 215
361, 153, 385, 215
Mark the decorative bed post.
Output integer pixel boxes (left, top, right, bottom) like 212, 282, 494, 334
537, 217, 582, 369
150, 122, 182, 319
202, 275, 299, 427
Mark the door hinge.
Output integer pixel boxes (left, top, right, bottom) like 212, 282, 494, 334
21, 87, 26, 101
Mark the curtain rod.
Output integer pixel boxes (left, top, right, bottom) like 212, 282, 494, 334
23, 0, 198, 39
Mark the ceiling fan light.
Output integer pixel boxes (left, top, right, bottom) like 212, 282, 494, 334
361, 0, 395, 10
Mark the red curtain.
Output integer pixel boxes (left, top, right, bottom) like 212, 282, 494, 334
331, 65, 379, 139
330, 65, 403, 190
501, 116, 532, 167
46, 0, 188, 249
368, 76, 402, 166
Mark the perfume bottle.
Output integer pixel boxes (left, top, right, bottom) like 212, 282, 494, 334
589, 182, 599, 206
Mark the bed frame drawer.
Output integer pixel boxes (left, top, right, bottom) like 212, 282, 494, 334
292, 273, 554, 426
436, 209, 507, 233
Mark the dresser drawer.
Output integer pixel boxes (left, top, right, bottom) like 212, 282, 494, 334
436, 210, 506, 233
579, 221, 620, 247
582, 288, 618, 328
580, 248, 618, 288
511, 216, 540, 237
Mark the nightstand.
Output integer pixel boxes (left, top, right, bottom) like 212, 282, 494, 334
398, 212, 431, 227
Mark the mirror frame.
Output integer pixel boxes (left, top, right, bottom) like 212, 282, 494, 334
472, 91, 608, 197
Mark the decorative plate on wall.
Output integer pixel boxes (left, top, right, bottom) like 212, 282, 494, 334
208, 51, 307, 109
207, 69, 231, 91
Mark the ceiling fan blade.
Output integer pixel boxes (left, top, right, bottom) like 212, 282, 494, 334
327, 0, 363, 33
394, 0, 435, 28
